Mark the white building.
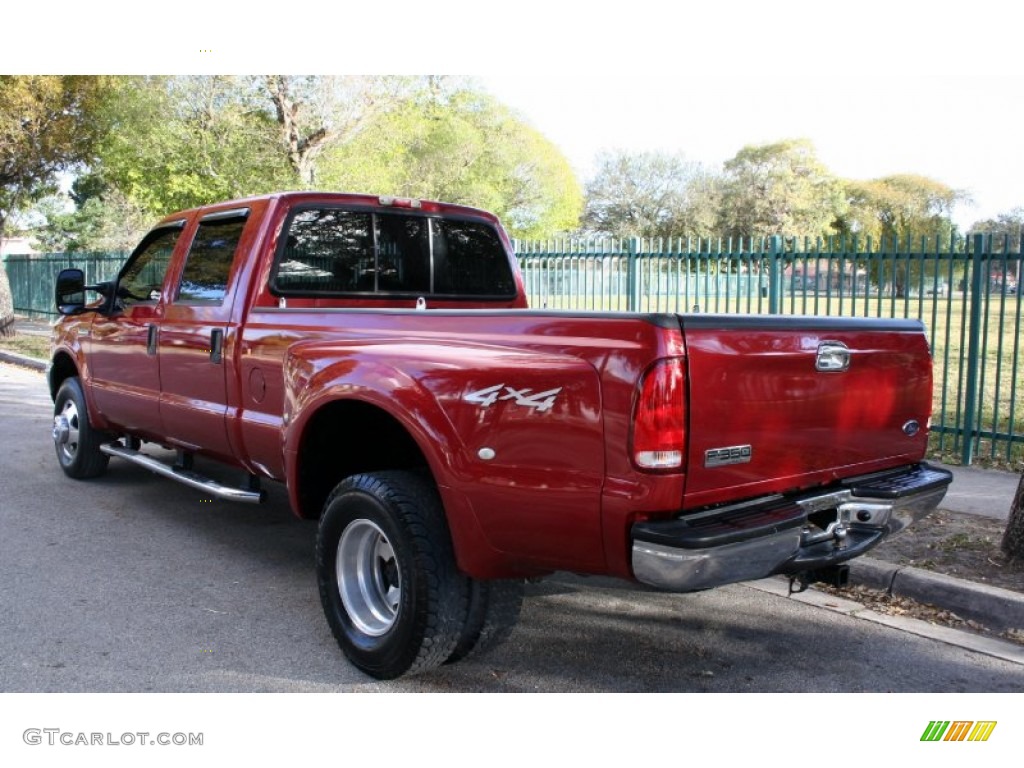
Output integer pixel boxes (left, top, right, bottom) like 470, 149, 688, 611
0, 237, 38, 257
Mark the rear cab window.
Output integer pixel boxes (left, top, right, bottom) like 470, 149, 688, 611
269, 205, 516, 300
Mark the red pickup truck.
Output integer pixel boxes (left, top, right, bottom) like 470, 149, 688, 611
49, 191, 952, 679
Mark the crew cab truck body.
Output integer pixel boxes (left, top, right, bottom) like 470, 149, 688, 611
49, 191, 952, 679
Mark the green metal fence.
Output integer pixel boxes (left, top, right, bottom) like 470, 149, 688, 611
4, 235, 1022, 467
3, 252, 125, 321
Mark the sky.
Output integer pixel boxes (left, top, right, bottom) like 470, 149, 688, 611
5, 1, 1023, 233
479, 72, 1024, 230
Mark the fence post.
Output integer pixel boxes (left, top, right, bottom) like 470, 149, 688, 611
627, 237, 641, 312
961, 233, 986, 465
768, 235, 782, 314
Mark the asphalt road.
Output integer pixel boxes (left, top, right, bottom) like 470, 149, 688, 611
2, 362, 1023, 693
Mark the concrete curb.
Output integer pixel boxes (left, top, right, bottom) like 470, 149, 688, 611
0, 350, 46, 372
849, 556, 1024, 633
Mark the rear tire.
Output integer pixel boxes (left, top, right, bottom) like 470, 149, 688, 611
52, 377, 109, 479
316, 471, 468, 679
447, 578, 524, 663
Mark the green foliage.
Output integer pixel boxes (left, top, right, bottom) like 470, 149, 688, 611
32, 183, 149, 252
970, 207, 1024, 251
19, 76, 580, 249
839, 174, 966, 244
318, 86, 582, 239
0, 75, 116, 336
96, 76, 296, 215
718, 138, 846, 239
259, 75, 406, 186
582, 150, 720, 239
0, 75, 114, 235
12, 75, 987, 261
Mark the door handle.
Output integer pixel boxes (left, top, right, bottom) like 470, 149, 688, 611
210, 329, 223, 364
146, 324, 158, 355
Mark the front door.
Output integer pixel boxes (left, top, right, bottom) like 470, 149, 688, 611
88, 224, 183, 439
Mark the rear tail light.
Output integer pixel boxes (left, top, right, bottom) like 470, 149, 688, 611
632, 358, 687, 471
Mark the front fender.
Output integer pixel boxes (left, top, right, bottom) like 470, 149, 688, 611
50, 318, 109, 430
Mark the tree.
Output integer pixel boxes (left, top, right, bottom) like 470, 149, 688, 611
838, 174, 967, 245
0, 269, 12, 338
582, 150, 720, 239
968, 207, 1022, 290
970, 207, 1024, 253
718, 138, 846, 239
318, 84, 582, 239
0, 75, 113, 337
32, 181, 150, 253
94, 76, 295, 215
1003, 469, 1024, 562
86, 76, 413, 214
262, 76, 400, 187
971, 207, 1024, 236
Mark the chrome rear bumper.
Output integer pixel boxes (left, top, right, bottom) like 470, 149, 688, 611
631, 463, 952, 592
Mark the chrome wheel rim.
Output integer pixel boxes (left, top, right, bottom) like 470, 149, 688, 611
337, 519, 401, 637
53, 400, 81, 463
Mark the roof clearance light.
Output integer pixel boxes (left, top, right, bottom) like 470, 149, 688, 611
379, 196, 422, 209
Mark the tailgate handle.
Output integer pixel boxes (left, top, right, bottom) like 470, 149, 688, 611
816, 341, 850, 372
210, 329, 224, 364
146, 324, 158, 356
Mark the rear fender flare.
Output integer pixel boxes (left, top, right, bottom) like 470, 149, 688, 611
281, 345, 510, 576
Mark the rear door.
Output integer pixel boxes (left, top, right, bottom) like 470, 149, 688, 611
680, 315, 933, 507
157, 208, 250, 461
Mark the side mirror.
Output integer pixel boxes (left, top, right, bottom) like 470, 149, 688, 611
55, 268, 87, 315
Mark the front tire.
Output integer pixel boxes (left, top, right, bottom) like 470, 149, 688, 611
52, 377, 109, 479
316, 471, 468, 679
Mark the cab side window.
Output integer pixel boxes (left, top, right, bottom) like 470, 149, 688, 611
176, 214, 248, 303
119, 227, 181, 307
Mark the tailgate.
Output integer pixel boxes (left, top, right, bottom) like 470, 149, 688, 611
680, 315, 933, 508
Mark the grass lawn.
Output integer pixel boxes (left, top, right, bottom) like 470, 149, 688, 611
0, 333, 49, 360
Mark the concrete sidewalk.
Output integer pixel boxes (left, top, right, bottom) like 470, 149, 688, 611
937, 462, 1020, 520
847, 461, 1023, 645
13, 316, 54, 336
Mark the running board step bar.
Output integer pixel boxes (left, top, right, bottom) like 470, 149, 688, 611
100, 443, 266, 504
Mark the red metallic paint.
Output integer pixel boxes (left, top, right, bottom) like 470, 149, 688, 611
681, 323, 933, 508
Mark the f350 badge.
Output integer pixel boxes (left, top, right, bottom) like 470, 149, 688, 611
465, 384, 562, 413
705, 444, 753, 467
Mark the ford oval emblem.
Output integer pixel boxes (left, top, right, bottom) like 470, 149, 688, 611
902, 420, 921, 437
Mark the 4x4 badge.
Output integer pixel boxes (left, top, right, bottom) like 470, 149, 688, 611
465, 384, 562, 413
